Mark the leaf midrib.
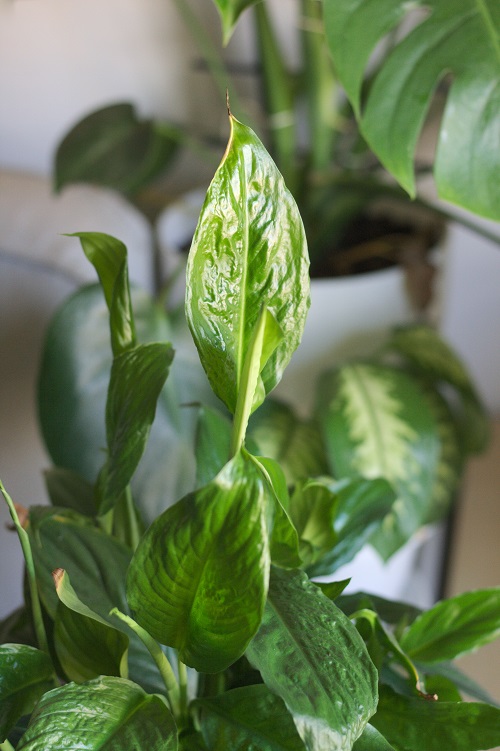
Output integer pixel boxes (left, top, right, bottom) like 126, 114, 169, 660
236, 144, 250, 389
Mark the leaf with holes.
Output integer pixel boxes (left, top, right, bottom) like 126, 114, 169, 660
324, 0, 500, 220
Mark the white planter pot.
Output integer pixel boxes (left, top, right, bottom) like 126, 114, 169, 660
157, 189, 447, 608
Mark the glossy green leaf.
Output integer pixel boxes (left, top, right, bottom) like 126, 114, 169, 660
291, 476, 395, 576
196, 684, 305, 750
248, 399, 329, 484
324, 0, 500, 220
53, 569, 129, 683
195, 405, 232, 487
372, 685, 500, 751
385, 325, 490, 454
55, 102, 178, 196
353, 724, 395, 751
0, 644, 54, 741
98, 342, 174, 513
27, 507, 165, 695
72, 232, 136, 355
186, 114, 309, 416
417, 662, 499, 706
43, 467, 96, 516
127, 450, 272, 672
211, 0, 259, 44
316, 363, 441, 558
16, 676, 177, 751
37, 284, 212, 524
247, 567, 378, 750
251, 455, 302, 568
288, 479, 337, 569
400, 588, 500, 663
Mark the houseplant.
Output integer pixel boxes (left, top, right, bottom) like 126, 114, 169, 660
1, 110, 499, 751
54, 0, 500, 277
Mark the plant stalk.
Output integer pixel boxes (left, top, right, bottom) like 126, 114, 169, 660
110, 608, 181, 716
254, 2, 297, 191
301, 0, 337, 173
0, 480, 49, 656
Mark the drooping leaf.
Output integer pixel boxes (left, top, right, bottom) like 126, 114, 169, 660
0, 644, 54, 741
385, 325, 490, 454
196, 684, 305, 750
324, 0, 500, 221
53, 569, 129, 683
16, 676, 177, 751
127, 450, 272, 672
371, 685, 500, 751
55, 102, 178, 196
97, 342, 174, 513
247, 566, 378, 750
43, 467, 96, 516
27, 507, 164, 695
186, 114, 309, 416
248, 399, 329, 484
211, 0, 260, 44
399, 588, 500, 663
416, 662, 499, 706
316, 363, 441, 558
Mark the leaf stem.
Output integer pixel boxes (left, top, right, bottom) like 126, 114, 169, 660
110, 608, 180, 716
0, 480, 50, 656
0, 740, 15, 751
178, 659, 189, 724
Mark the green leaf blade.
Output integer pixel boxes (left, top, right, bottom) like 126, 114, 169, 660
99, 342, 174, 513
55, 102, 178, 196
127, 451, 272, 672
0, 644, 54, 742
400, 588, 500, 663
324, 0, 500, 220
196, 684, 305, 750
247, 567, 378, 750
316, 363, 441, 558
186, 115, 310, 415
372, 685, 500, 751
16, 676, 177, 751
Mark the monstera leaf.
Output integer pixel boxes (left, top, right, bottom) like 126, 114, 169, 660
324, 0, 500, 220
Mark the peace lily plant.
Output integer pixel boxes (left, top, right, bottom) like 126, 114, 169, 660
1, 109, 499, 751
55, 0, 500, 277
